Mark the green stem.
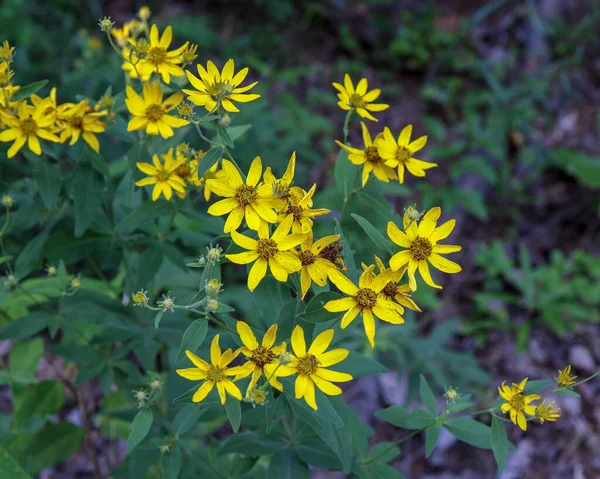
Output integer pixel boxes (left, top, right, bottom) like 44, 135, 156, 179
363, 429, 421, 465
342, 109, 354, 144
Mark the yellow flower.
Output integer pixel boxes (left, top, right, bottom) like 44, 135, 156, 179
71, 278, 81, 289
287, 325, 353, 410
0, 100, 60, 158
111, 23, 131, 48
387, 207, 461, 291
125, 82, 188, 138
324, 266, 404, 348
498, 378, 540, 431
278, 184, 330, 239
206, 157, 279, 235
135, 148, 186, 201
535, 399, 560, 424
138, 6, 151, 21
332, 74, 389, 121
226, 215, 307, 291
176, 335, 247, 405
375, 125, 437, 183
0, 41, 15, 62
0, 62, 14, 86
0, 84, 19, 109
556, 365, 577, 388
367, 256, 421, 314
298, 235, 341, 299
133, 290, 149, 306
30, 87, 59, 125
181, 43, 199, 65
233, 322, 293, 396
262, 152, 306, 212
2, 194, 13, 207
57, 100, 107, 153
184, 59, 260, 113
129, 25, 188, 84
335, 122, 397, 187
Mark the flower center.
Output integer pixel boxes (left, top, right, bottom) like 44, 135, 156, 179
366, 146, 382, 164
20, 118, 37, 135
206, 81, 234, 101
410, 236, 432, 261
297, 354, 319, 375
510, 394, 525, 411
287, 205, 303, 222
349, 93, 365, 108
300, 250, 316, 266
146, 46, 167, 64
251, 345, 276, 368
145, 103, 165, 122
157, 169, 171, 181
318, 243, 342, 263
206, 365, 225, 382
382, 282, 398, 298
234, 184, 258, 206
256, 239, 278, 260
175, 163, 190, 178
69, 116, 84, 130
396, 146, 412, 163
354, 287, 377, 309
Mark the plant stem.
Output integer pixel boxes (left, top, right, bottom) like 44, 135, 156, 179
343, 110, 354, 144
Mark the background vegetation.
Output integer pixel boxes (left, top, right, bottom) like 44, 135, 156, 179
1, 0, 599, 477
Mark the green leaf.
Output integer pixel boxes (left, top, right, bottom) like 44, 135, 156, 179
24, 422, 84, 474
127, 409, 153, 453
154, 309, 166, 329
217, 124, 234, 148
10, 80, 48, 101
268, 450, 309, 479
176, 319, 208, 363
115, 200, 173, 234
173, 404, 206, 435
339, 351, 387, 378
334, 149, 358, 202
351, 213, 393, 253
34, 161, 62, 209
375, 406, 434, 430
0, 311, 52, 340
297, 292, 342, 323
224, 398, 242, 433
491, 416, 508, 474
419, 375, 437, 415
14, 231, 49, 279
266, 395, 286, 433
557, 389, 580, 397
366, 442, 401, 464
220, 431, 286, 456
72, 167, 104, 237
286, 397, 338, 454
227, 124, 252, 142
160, 444, 182, 479
444, 418, 492, 449
13, 380, 65, 427
0, 446, 32, 479
523, 379, 551, 395
196, 147, 223, 180
425, 425, 440, 458
9, 338, 44, 384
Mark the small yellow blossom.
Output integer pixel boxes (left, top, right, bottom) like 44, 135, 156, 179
498, 378, 540, 431
278, 184, 330, 241
46, 265, 57, 276
262, 152, 306, 212
369, 256, 421, 314
206, 157, 279, 235
325, 266, 403, 348
125, 82, 188, 138
535, 399, 560, 424
387, 207, 461, 291
138, 6, 151, 21
250, 389, 266, 406
57, 100, 107, 153
0, 100, 60, 158
233, 322, 292, 396
556, 365, 577, 388
0, 62, 14, 86
71, 278, 81, 289
298, 235, 341, 299
204, 279, 221, 296
335, 122, 397, 186
184, 59, 260, 113
287, 325, 353, 410
133, 290, 149, 306
375, 125, 437, 184
0, 41, 15, 62
226, 215, 307, 291
176, 335, 248, 404
333, 74, 389, 121
135, 148, 187, 201
111, 23, 131, 48
444, 387, 459, 402
1, 194, 13, 207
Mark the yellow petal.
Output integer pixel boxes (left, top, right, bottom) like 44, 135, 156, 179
236, 321, 259, 350
291, 325, 306, 357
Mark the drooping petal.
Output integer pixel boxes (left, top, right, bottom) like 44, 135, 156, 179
248, 258, 268, 291
192, 381, 214, 403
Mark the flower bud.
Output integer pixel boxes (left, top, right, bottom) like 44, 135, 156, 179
98, 17, 114, 32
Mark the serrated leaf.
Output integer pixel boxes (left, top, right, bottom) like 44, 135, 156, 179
351, 213, 393, 253
176, 320, 208, 363
127, 409, 153, 453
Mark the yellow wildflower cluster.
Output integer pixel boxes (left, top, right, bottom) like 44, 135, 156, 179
177, 325, 351, 410
334, 75, 437, 185
0, 41, 111, 158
